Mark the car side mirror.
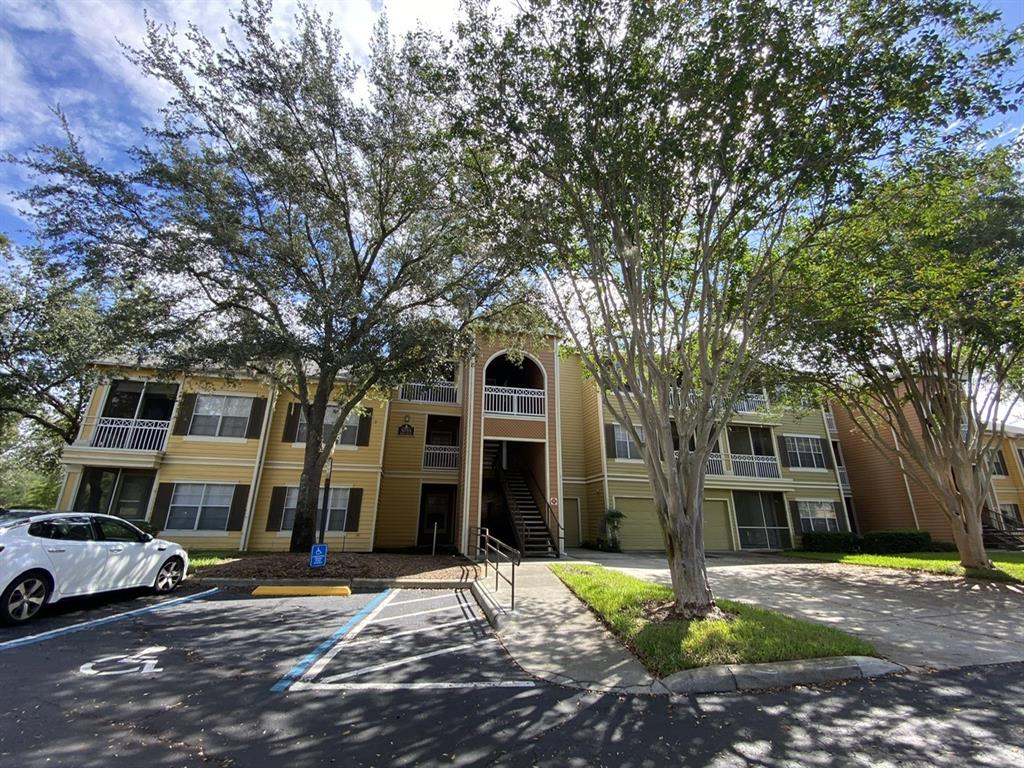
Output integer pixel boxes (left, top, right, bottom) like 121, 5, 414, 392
141, 533, 154, 543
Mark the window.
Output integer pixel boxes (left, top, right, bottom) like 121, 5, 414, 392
280, 487, 350, 531
797, 501, 840, 533
28, 517, 95, 541
733, 491, 791, 549
296, 407, 360, 446
991, 449, 1009, 476
166, 483, 233, 531
613, 424, 644, 459
784, 436, 827, 469
189, 395, 252, 437
96, 517, 144, 542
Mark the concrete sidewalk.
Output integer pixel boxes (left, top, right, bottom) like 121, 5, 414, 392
480, 562, 668, 694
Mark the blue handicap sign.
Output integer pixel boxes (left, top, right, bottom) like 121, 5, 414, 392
309, 544, 328, 569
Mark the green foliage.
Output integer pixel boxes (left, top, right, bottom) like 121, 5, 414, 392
551, 564, 876, 676
861, 530, 933, 554
800, 531, 860, 553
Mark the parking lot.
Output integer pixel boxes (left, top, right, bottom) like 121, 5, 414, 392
2, 584, 1023, 767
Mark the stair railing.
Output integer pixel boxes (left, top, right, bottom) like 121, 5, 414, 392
469, 526, 520, 611
493, 458, 526, 552
514, 458, 563, 557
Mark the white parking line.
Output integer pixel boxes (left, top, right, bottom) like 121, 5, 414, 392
290, 680, 537, 691
345, 617, 484, 646
370, 603, 475, 623
388, 593, 462, 608
319, 639, 499, 683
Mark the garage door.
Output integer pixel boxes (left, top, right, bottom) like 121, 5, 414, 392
616, 497, 733, 551
703, 499, 733, 551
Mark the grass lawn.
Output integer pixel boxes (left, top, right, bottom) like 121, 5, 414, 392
780, 550, 1024, 583
187, 549, 252, 570
550, 563, 876, 677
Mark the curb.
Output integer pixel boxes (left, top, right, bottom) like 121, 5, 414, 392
470, 580, 511, 630
660, 656, 906, 694
195, 576, 475, 590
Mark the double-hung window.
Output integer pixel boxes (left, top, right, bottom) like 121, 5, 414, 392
784, 436, 826, 469
189, 395, 253, 437
280, 487, 350, 531
166, 483, 233, 531
613, 424, 644, 460
296, 407, 360, 446
797, 500, 840, 533
991, 449, 1009, 476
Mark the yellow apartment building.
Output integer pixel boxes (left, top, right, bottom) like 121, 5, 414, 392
57, 338, 851, 557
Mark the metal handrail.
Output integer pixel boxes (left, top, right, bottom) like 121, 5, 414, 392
514, 457, 562, 556
493, 459, 527, 552
469, 526, 520, 611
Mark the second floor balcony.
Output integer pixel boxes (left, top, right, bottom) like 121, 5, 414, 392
423, 444, 460, 470
88, 416, 171, 452
733, 393, 770, 414
483, 385, 546, 417
399, 382, 459, 405
704, 452, 781, 479
838, 465, 850, 490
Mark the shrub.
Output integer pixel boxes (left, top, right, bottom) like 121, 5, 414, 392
800, 531, 859, 552
927, 540, 959, 552
861, 529, 931, 554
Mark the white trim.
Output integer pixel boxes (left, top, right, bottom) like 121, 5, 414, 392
461, 356, 475, 555
892, 428, 921, 530
77, 385, 100, 444
368, 397, 389, 552
555, 340, 564, 553
781, 432, 830, 440
183, 435, 249, 444
240, 383, 276, 551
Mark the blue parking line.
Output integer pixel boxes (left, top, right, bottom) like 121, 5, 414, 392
0, 587, 220, 652
271, 589, 392, 693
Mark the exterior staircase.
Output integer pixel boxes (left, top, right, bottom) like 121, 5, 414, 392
983, 524, 1024, 551
502, 470, 558, 558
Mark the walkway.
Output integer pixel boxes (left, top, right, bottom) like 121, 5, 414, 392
571, 549, 1024, 670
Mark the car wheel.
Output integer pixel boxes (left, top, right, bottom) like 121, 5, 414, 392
1, 571, 51, 625
154, 557, 184, 594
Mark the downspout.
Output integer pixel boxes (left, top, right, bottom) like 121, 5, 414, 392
554, 340, 564, 553
240, 383, 277, 551
461, 357, 475, 555
892, 427, 921, 530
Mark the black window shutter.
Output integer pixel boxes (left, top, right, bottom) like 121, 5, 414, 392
777, 435, 790, 467
345, 488, 363, 531
789, 499, 802, 533
834, 501, 849, 532
604, 424, 618, 458
227, 485, 250, 531
266, 486, 287, 531
150, 483, 175, 530
173, 394, 197, 435
282, 403, 300, 443
820, 438, 835, 469
245, 398, 267, 439
356, 409, 373, 446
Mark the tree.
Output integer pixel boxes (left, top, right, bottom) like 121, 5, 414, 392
13, 0, 527, 551
459, 0, 1019, 616
788, 148, 1024, 569
0, 237, 130, 446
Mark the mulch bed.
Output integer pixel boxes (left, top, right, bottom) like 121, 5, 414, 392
194, 552, 479, 582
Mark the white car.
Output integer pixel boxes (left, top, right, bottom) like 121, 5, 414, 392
0, 512, 189, 625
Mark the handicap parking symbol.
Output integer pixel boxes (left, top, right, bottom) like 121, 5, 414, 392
309, 543, 328, 569
80, 646, 166, 677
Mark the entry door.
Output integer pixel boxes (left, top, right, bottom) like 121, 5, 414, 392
418, 485, 456, 547
563, 498, 581, 547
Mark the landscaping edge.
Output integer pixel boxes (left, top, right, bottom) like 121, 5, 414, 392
193, 576, 476, 590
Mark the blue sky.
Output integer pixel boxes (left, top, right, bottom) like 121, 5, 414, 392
1, 0, 1022, 244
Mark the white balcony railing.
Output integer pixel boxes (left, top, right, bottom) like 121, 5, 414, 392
423, 444, 460, 470
730, 453, 782, 479
89, 417, 171, 452
824, 411, 837, 433
677, 451, 780, 479
399, 382, 458, 404
483, 385, 546, 417
734, 393, 770, 414
838, 465, 850, 489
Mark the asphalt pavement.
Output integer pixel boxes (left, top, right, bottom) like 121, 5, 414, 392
0, 585, 1021, 767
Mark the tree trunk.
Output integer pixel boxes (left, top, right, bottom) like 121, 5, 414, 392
948, 500, 992, 570
660, 475, 717, 618
289, 453, 323, 552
